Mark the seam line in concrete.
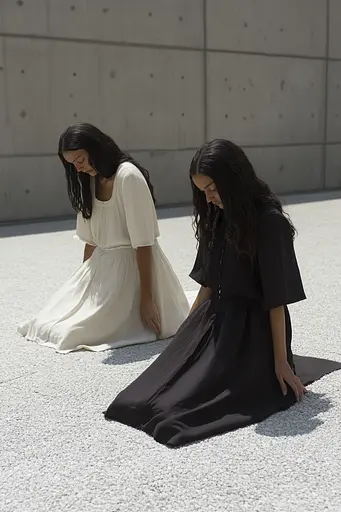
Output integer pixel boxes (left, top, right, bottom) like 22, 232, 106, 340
0, 32, 204, 51
322, 0, 330, 189
0, 32, 339, 61
3, 142, 341, 159
203, 0, 208, 142
207, 48, 329, 61
242, 142, 324, 149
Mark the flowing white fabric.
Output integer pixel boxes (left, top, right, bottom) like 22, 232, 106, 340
18, 163, 189, 353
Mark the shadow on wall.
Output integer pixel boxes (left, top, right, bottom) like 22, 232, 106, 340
0, 189, 340, 239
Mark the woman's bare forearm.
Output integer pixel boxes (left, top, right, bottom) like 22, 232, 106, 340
269, 305, 287, 363
190, 286, 212, 314
136, 246, 153, 301
83, 243, 96, 262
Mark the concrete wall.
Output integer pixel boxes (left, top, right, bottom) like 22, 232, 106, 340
0, 0, 339, 222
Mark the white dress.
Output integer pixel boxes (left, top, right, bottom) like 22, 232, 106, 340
18, 162, 190, 353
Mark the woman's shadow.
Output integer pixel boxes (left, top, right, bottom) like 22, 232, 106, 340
255, 391, 333, 437
102, 338, 170, 366
256, 355, 341, 437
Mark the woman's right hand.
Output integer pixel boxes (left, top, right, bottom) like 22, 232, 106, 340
140, 299, 161, 336
275, 359, 307, 401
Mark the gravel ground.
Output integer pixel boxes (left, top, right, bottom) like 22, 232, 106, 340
1, 192, 341, 512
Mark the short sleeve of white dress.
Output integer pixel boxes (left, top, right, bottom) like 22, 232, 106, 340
121, 166, 160, 249
75, 212, 95, 246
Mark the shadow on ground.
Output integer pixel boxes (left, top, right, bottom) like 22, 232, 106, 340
255, 392, 333, 437
102, 339, 169, 366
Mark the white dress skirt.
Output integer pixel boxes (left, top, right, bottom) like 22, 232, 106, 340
18, 162, 190, 353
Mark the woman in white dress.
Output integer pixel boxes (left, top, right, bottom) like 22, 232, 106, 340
18, 123, 189, 353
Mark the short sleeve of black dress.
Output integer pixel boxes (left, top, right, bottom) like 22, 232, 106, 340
257, 210, 306, 310
189, 241, 208, 288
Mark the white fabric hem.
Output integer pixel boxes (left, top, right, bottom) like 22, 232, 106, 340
19, 333, 172, 354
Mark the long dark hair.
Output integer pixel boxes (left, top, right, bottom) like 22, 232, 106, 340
58, 123, 156, 219
190, 139, 296, 261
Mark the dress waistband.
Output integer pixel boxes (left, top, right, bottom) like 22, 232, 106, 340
98, 245, 133, 252
97, 240, 159, 252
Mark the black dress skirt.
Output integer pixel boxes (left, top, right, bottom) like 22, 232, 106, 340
105, 209, 341, 447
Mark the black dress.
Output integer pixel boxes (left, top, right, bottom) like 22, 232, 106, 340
105, 209, 341, 447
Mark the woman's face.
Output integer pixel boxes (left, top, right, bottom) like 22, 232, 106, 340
191, 173, 223, 209
63, 149, 97, 176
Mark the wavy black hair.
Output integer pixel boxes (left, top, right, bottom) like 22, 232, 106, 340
58, 123, 156, 219
190, 139, 296, 261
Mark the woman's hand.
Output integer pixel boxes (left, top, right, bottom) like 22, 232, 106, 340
275, 359, 307, 401
83, 243, 96, 262
189, 286, 212, 316
140, 299, 161, 336
136, 246, 160, 335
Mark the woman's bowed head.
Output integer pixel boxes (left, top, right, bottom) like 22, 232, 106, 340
58, 122, 156, 219
189, 138, 296, 261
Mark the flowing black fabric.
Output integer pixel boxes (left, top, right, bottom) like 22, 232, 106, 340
105, 209, 341, 447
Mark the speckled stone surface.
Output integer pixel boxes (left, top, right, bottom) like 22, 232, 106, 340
1, 193, 340, 512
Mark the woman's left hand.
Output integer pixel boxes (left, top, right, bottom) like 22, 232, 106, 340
275, 359, 307, 401
140, 299, 161, 337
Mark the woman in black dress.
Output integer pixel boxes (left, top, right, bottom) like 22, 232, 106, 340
105, 139, 341, 447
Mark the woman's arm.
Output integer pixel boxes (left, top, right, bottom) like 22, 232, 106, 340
120, 168, 162, 334
136, 246, 161, 335
270, 305, 306, 400
190, 286, 212, 315
136, 246, 153, 301
269, 306, 287, 362
83, 243, 96, 262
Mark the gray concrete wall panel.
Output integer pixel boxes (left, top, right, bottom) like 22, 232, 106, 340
1, 39, 204, 154
245, 145, 323, 194
97, 46, 204, 150
0, 0, 204, 48
2, 37, 56, 154
326, 61, 341, 143
0, 155, 72, 222
329, 0, 341, 59
207, 53, 325, 146
0, 0, 49, 36
49, 0, 204, 48
0, 1, 339, 222
0, 38, 13, 154
326, 145, 341, 188
48, 41, 102, 152
131, 150, 193, 206
206, 0, 326, 57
